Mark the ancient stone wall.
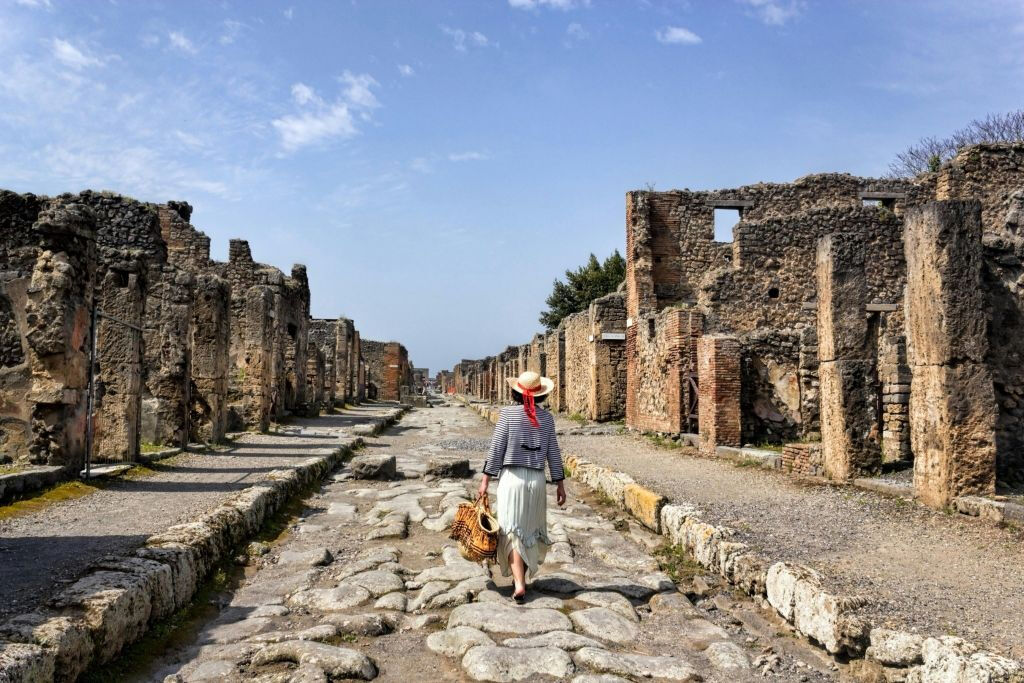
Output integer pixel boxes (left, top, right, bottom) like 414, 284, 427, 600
334, 318, 355, 403
545, 326, 566, 412
305, 343, 326, 415
528, 335, 545, 376
563, 311, 591, 417
697, 336, 742, 456
309, 319, 338, 407
588, 291, 628, 421
0, 193, 97, 469
362, 340, 409, 402
626, 307, 701, 434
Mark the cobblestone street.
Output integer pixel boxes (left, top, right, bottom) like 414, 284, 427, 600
143, 403, 834, 682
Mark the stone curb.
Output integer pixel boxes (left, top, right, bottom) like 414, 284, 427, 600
953, 495, 1024, 525
0, 466, 66, 507
0, 407, 407, 682
458, 397, 1023, 683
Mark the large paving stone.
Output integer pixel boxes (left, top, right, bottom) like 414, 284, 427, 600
426, 626, 494, 658
503, 631, 604, 651
251, 640, 377, 679
573, 647, 701, 681
574, 591, 637, 621
705, 641, 751, 670
287, 585, 371, 611
448, 602, 571, 635
569, 608, 638, 644
349, 453, 397, 480
279, 548, 333, 567
414, 563, 487, 584
427, 457, 471, 478
461, 645, 575, 681
341, 570, 405, 598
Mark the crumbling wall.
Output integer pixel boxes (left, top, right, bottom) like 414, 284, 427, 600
362, 340, 409, 402
626, 307, 701, 434
334, 318, 355, 403
563, 311, 591, 417
0, 192, 97, 469
305, 343, 326, 415
528, 334, 545, 376
309, 319, 338, 408
935, 144, 1024, 234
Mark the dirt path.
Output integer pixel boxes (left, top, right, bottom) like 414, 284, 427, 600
0, 404, 398, 622
557, 419, 1024, 659
141, 402, 833, 682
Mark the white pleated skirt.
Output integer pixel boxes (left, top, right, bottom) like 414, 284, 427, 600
495, 466, 551, 578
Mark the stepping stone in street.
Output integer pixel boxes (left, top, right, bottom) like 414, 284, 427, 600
427, 457, 471, 478
448, 602, 572, 635
503, 630, 604, 651
573, 647, 701, 681
569, 607, 639, 644
323, 613, 395, 637
426, 626, 494, 658
461, 645, 575, 681
349, 453, 397, 480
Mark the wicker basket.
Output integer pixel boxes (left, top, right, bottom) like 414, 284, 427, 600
449, 494, 499, 562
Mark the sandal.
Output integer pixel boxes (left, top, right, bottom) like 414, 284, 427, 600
512, 590, 526, 605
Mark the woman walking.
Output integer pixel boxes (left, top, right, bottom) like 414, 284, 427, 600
479, 370, 567, 603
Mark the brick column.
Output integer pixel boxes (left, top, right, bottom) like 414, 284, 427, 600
697, 336, 741, 456
904, 200, 996, 507
816, 233, 881, 480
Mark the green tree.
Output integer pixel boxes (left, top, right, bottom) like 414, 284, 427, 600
539, 250, 626, 329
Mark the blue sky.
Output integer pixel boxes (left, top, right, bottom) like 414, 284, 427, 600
1, 0, 1022, 373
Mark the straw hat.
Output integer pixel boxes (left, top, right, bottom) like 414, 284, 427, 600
506, 370, 554, 398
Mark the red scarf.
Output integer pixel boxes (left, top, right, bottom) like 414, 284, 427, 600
518, 383, 540, 428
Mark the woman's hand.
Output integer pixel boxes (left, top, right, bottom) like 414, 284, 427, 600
478, 474, 490, 500
556, 481, 566, 507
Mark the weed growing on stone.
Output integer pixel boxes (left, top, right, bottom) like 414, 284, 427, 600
734, 457, 764, 468
139, 441, 165, 454
0, 480, 99, 521
645, 433, 682, 450
652, 543, 702, 584
568, 413, 587, 425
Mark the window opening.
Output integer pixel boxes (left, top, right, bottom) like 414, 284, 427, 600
713, 209, 740, 242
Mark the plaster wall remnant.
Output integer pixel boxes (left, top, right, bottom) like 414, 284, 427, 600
545, 325, 566, 412
563, 311, 591, 417
0, 192, 97, 469
190, 273, 230, 443
904, 200, 997, 507
528, 334, 546, 376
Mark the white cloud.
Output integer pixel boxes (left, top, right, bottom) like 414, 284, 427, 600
14, 0, 52, 8
565, 22, 588, 43
398, 63, 415, 77
441, 26, 491, 51
291, 82, 319, 106
51, 39, 102, 70
140, 33, 161, 48
273, 104, 356, 152
168, 31, 197, 54
273, 74, 380, 152
738, 0, 804, 26
448, 151, 488, 162
220, 20, 244, 45
173, 130, 203, 149
284, 7, 294, 20
655, 26, 702, 45
340, 71, 379, 109
509, 0, 590, 9
409, 157, 432, 173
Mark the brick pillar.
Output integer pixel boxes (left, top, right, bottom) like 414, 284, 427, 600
816, 233, 881, 480
904, 200, 996, 507
697, 336, 741, 456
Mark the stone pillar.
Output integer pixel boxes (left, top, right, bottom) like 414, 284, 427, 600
904, 200, 996, 507
141, 266, 194, 449
816, 233, 881, 480
697, 335, 741, 456
190, 273, 229, 443
589, 292, 628, 421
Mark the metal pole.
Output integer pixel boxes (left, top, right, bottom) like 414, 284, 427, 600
83, 305, 98, 480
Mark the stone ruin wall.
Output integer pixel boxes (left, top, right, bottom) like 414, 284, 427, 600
0, 193, 97, 470
362, 340, 409, 402
562, 311, 591, 417
308, 319, 338, 411
588, 291, 628, 421
545, 326, 566, 413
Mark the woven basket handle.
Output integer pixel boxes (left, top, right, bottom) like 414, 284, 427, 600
476, 492, 492, 514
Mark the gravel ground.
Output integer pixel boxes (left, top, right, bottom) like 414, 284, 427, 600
557, 416, 1024, 660
0, 404, 397, 621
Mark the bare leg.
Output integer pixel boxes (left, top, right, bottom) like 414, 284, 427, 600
509, 550, 527, 596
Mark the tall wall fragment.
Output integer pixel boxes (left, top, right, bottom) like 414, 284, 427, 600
697, 335, 742, 456
904, 200, 996, 507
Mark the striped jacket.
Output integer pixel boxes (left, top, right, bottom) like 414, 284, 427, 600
483, 405, 565, 482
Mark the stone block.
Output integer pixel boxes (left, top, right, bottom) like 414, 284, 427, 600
622, 484, 665, 533
816, 233, 869, 362
0, 611, 93, 683
910, 363, 996, 507
907, 636, 1023, 683
0, 642, 55, 682
698, 336, 742, 456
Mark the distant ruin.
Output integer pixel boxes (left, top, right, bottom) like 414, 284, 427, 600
449, 143, 1024, 507
0, 191, 407, 477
